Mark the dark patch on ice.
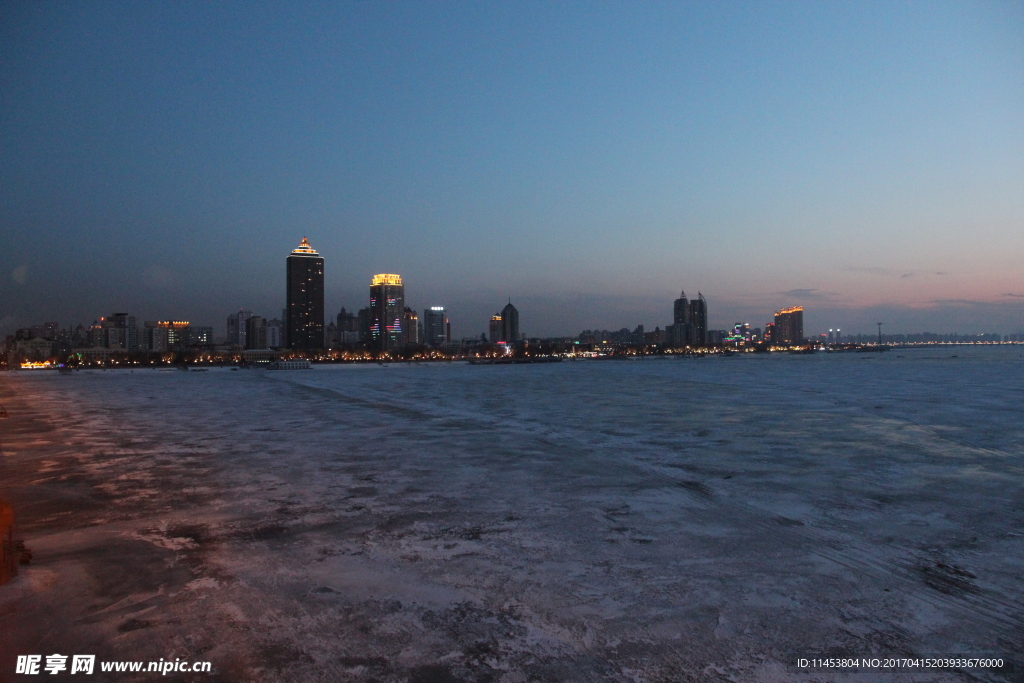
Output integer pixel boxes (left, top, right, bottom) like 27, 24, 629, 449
259, 642, 311, 670
379, 513, 429, 533
166, 522, 213, 545
773, 515, 804, 527
339, 655, 389, 669
348, 486, 378, 497
233, 523, 289, 541
694, 429, 711, 437
311, 585, 337, 593
602, 503, 631, 518
118, 618, 152, 632
917, 561, 977, 595
465, 638, 497, 657
68, 539, 194, 604
408, 664, 458, 683
676, 480, 714, 498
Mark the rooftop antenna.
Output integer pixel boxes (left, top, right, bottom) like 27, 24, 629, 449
877, 322, 883, 346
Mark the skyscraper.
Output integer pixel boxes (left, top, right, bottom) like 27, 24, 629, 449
369, 274, 405, 352
286, 238, 324, 351
403, 308, 419, 345
245, 316, 268, 350
501, 301, 519, 343
669, 290, 692, 347
774, 306, 804, 344
689, 293, 707, 347
673, 291, 690, 326
423, 307, 449, 347
337, 308, 359, 345
227, 309, 253, 347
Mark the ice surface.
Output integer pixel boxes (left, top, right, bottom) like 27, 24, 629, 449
1, 347, 1023, 682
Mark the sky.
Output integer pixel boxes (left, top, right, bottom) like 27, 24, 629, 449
2, 1, 1023, 339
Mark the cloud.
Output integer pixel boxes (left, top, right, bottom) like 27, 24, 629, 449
777, 288, 836, 301
928, 299, 982, 306
11, 264, 27, 285
1003, 292, 1024, 298
900, 272, 915, 279
935, 271, 949, 276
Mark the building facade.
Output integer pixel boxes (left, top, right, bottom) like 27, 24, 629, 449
774, 306, 804, 344
265, 319, 283, 349
101, 313, 138, 351
369, 274, 405, 352
689, 293, 707, 347
489, 314, 503, 343
227, 310, 253, 347
423, 307, 449, 347
501, 302, 519, 343
286, 238, 325, 351
246, 316, 268, 350
336, 308, 360, 345
668, 291, 707, 347
403, 308, 419, 346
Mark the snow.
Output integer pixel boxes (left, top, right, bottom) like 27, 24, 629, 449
1, 347, 1023, 681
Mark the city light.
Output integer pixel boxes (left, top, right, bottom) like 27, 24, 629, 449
371, 274, 402, 286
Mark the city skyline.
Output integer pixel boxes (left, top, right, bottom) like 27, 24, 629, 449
2, 2, 1022, 337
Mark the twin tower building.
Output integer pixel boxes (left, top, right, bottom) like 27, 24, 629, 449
286, 237, 447, 353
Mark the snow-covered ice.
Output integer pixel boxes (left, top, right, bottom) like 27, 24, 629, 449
1, 347, 1022, 682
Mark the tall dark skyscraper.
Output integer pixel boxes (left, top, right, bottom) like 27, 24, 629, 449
501, 301, 519, 343
689, 293, 707, 347
669, 290, 692, 347
369, 274, 405, 352
673, 291, 691, 326
668, 290, 707, 347
286, 237, 324, 351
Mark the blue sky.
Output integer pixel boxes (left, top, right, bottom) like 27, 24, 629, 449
2, 1, 1022, 338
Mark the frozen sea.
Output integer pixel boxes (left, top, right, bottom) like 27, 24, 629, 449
1, 347, 1023, 682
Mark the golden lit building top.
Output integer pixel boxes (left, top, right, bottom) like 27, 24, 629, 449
156, 321, 190, 328
291, 237, 319, 256
776, 306, 803, 315
372, 273, 403, 286
491, 314, 502, 322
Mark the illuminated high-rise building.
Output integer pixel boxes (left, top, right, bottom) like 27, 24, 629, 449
774, 306, 804, 344
423, 307, 449, 347
489, 314, 503, 343
144, 320, 190, 350
369, 274, 405, 352
286, 238, 325, 351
